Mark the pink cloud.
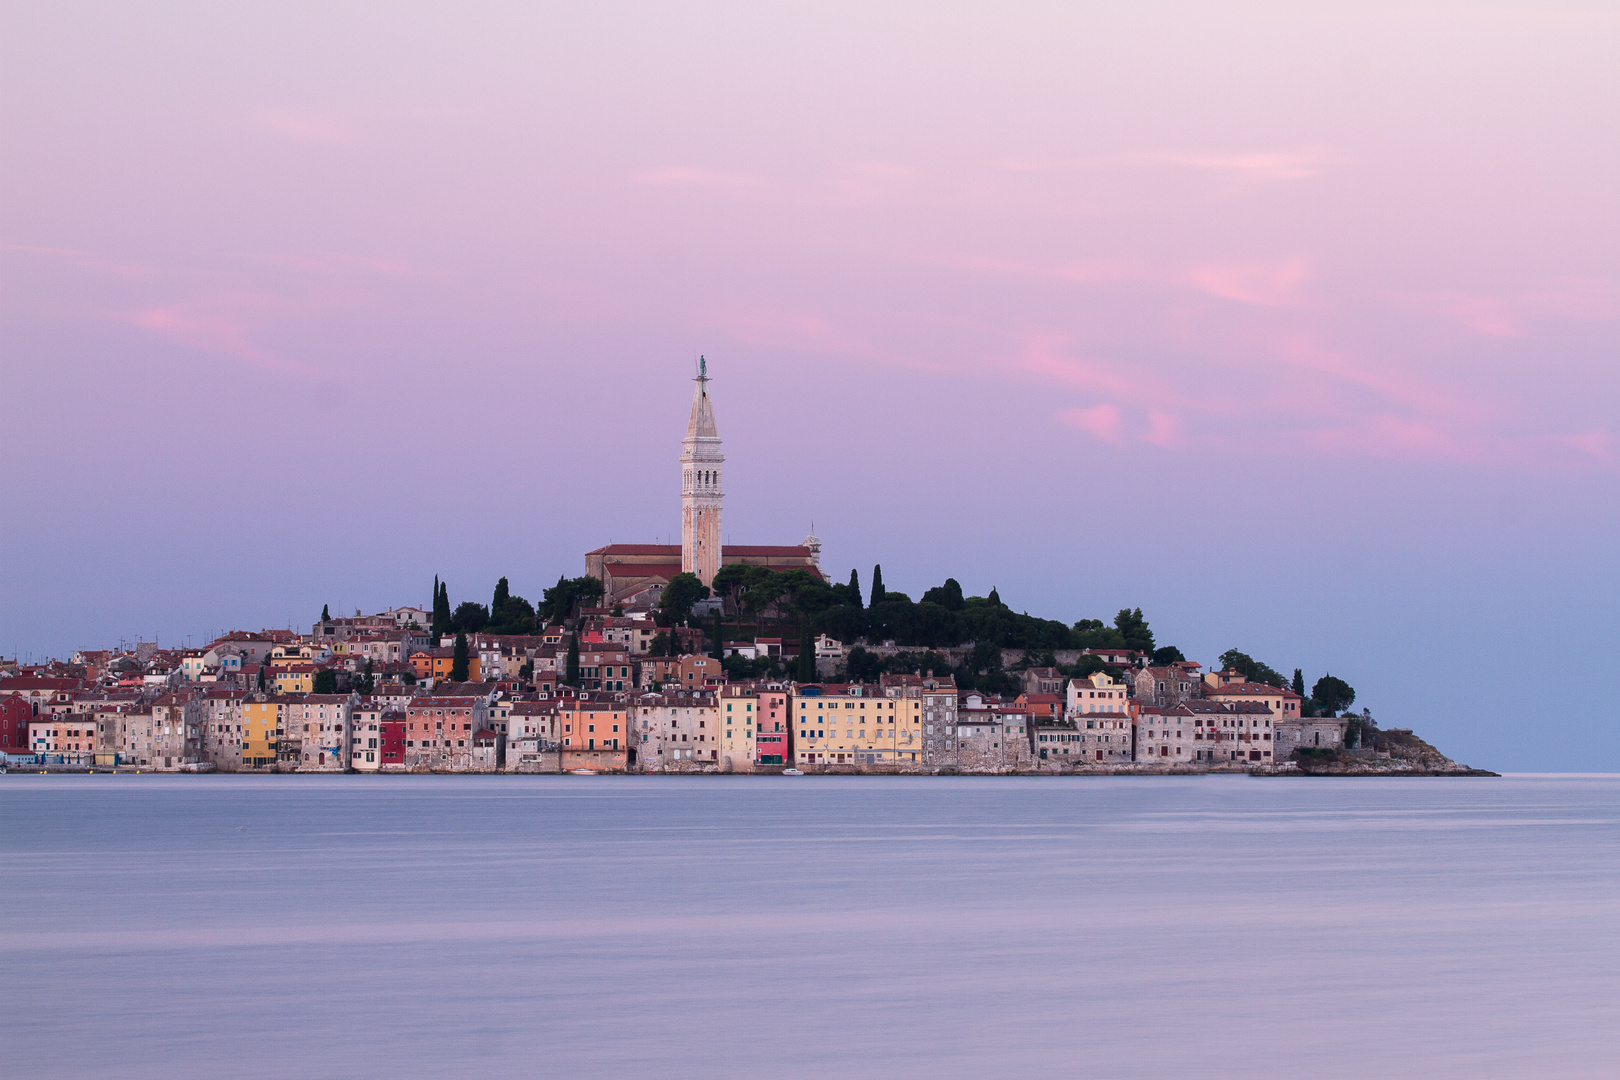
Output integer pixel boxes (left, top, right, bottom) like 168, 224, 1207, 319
1562, 429, 1614, 462
993, 147, 1335, 183
1188, 259, 1310, 306
1060, 405, 1124, 445
127, 301, 317, 376
1143, 411, 1182, 448
631, 166, 763, 191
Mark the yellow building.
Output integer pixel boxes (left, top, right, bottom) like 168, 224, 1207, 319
791, 680, 927, 767
719, 684, 757, 771
241, 699, 282, 767
274, 666, 315, 694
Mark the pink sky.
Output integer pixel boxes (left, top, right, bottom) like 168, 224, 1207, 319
3, 3, 1617, 768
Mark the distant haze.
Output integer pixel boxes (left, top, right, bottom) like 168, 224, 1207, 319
2, 3, 1616, 770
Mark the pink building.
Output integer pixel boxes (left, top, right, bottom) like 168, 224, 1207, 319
754, 686, 791, 764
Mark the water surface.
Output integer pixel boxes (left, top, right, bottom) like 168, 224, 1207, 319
3, 774, 1616, 1078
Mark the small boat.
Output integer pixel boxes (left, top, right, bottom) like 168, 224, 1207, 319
781, 768, 804, 776
569, 768, 597, 776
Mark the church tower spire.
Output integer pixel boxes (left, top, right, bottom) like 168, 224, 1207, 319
680, 356, 723, 588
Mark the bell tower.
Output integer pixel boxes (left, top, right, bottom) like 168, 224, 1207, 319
680, 356, 723, 588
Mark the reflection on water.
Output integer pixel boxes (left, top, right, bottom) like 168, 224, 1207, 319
3, 774, 1617, 1079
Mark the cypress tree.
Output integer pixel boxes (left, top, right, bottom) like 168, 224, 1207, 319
711, 610, 724, 661
451, 631, 469, 682
565, 633, 580, 685
493, 577, 510, 617
848, 568, 862, 609
432, 579, 452, 638
870, 564, 885, 606
321, 603, 330, 623
1291, 668, 1306, 696
797, 623, 816, 682
988, 586, 1002, 607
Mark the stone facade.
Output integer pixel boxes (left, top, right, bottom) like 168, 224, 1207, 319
632, 690, 718, 771
1031, 722, 1086, 765
404, 696, 489, 770
680, 364, 724, 588
1133, 666, 1202, 708
286, 693, 354, 770
1275, 715, 1349, 758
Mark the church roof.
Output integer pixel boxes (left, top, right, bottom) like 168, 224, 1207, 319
686, 377, 719, 440
588, 544, 681, 556
602, 562, 682, 581
589, 543, 813, 559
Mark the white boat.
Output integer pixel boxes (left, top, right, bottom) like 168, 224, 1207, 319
569, 768, 597, 775
781, 768, 804, 776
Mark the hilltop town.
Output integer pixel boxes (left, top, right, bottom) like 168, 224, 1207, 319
3, 363, 1482, 777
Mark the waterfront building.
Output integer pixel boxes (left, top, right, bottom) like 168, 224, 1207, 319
28, 715, 96, 765
1136, 704, 1205, 763
751, 683, 792, 765
1031, 721, 1085, 764
718, 683, 757, 771
404, 696, 488, 770
201, 688, 248, 770
351, 699, 383, 771
378, 712, 406, 769
791, 682, 927, 768
241, 698, 281, 767
631, 690, 718, 771
284, 693, 354, 770
559, 697, 629, 755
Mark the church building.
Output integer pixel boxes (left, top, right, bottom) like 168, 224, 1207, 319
586, 359, 822, 606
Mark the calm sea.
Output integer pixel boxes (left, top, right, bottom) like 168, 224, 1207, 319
2, 774, 1616, 1079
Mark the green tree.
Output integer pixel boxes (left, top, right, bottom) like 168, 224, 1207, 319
1293, 669, 1316, 716
710, 564, 753, 612
844, 568, 862, 609
649, 630, 671, 658
452, 601, 490, 634
738, 566, 786, 628
987, 586, 1002, 607
488, 594, 537, 635
660, 572, 709, 624
818, 604, 869, 645
321, 604, 330, 623
1218, 649, 1288, 688
1311, 674, 1356, 716
565, 633, 580, 686
711, 610, 724, 661
797, 623, 816, 681
920, 578, 965, 611
432, 579, 452, 637
492, 577, 510, 615
845, 645, 884, 682
542, 575, 605, 624
357, 659, 375, 696
1113, 608, 1155, 655
451, 632, 470, 682
313, 668, 338, 694
870, 564, 886, 606
1151, 645, 1186, 665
